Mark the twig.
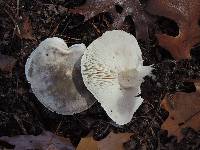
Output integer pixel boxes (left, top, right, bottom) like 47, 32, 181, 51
47, 118, 63, 149
91, 23, 101, 35
166, 93, 175, 110
14, 115, 27, 134
17, 0, 19, 17
50, 23, 60, 36
3, 9, 16, 25
3, 7, 21, 38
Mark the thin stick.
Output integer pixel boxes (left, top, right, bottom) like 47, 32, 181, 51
17, 0, 19, 16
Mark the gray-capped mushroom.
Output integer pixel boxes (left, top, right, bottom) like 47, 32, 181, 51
81, 30, 152, 125
25, 37, 96, 115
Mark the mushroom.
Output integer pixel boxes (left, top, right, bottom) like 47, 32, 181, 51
81, 30, 152, 125
25, 37, 96, 115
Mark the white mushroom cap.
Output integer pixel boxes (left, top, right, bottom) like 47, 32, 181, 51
25, 37, 96, 115
81, 30, 152, 125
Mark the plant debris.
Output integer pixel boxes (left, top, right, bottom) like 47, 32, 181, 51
69, 0, 151, 39
0, 0, 200, 149
161, 82, 200, 141
0, 54, 17, 74
0, 130, 75, 150
16, 16, 36, 40
146, 0, 200, 60
77, 132, 132, 150
159, 128, 200, 149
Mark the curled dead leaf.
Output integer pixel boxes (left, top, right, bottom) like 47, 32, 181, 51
77, 132, 132, 150
69, 0, 150, 39
161, 82, 200, 141
0, 131, 75, 150
146, 0, 200, 60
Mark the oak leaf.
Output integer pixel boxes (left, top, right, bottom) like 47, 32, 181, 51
77, 132, 132, 150
146, 0, 200, 60
161, 82, 200, 141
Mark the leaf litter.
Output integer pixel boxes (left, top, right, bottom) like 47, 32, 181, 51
0, 0, 200, 149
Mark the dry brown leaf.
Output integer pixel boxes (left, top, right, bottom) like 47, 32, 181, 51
146, 0, 200, 60
0, 54, 17, 74
69, 0, 150, 39
16, 16, 36, 40
77, 132, 132, 150
0, 131, 75, 150
161, 83, 200, 141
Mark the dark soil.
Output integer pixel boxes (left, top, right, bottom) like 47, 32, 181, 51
0, 0, 200, 149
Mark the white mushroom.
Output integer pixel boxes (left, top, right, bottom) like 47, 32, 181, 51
25, 37, 96, 115
81, 30, 152, 125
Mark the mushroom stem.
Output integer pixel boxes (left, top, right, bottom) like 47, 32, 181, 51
118, 69, 139, 89
118, 66, 152, 89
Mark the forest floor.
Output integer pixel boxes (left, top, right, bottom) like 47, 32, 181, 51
0, 0, 200, 149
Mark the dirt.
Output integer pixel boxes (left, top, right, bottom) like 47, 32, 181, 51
0, 0, 200, 149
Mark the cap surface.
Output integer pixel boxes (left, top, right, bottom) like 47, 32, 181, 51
25, 37, 96, 115
81, 30, 152, 125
